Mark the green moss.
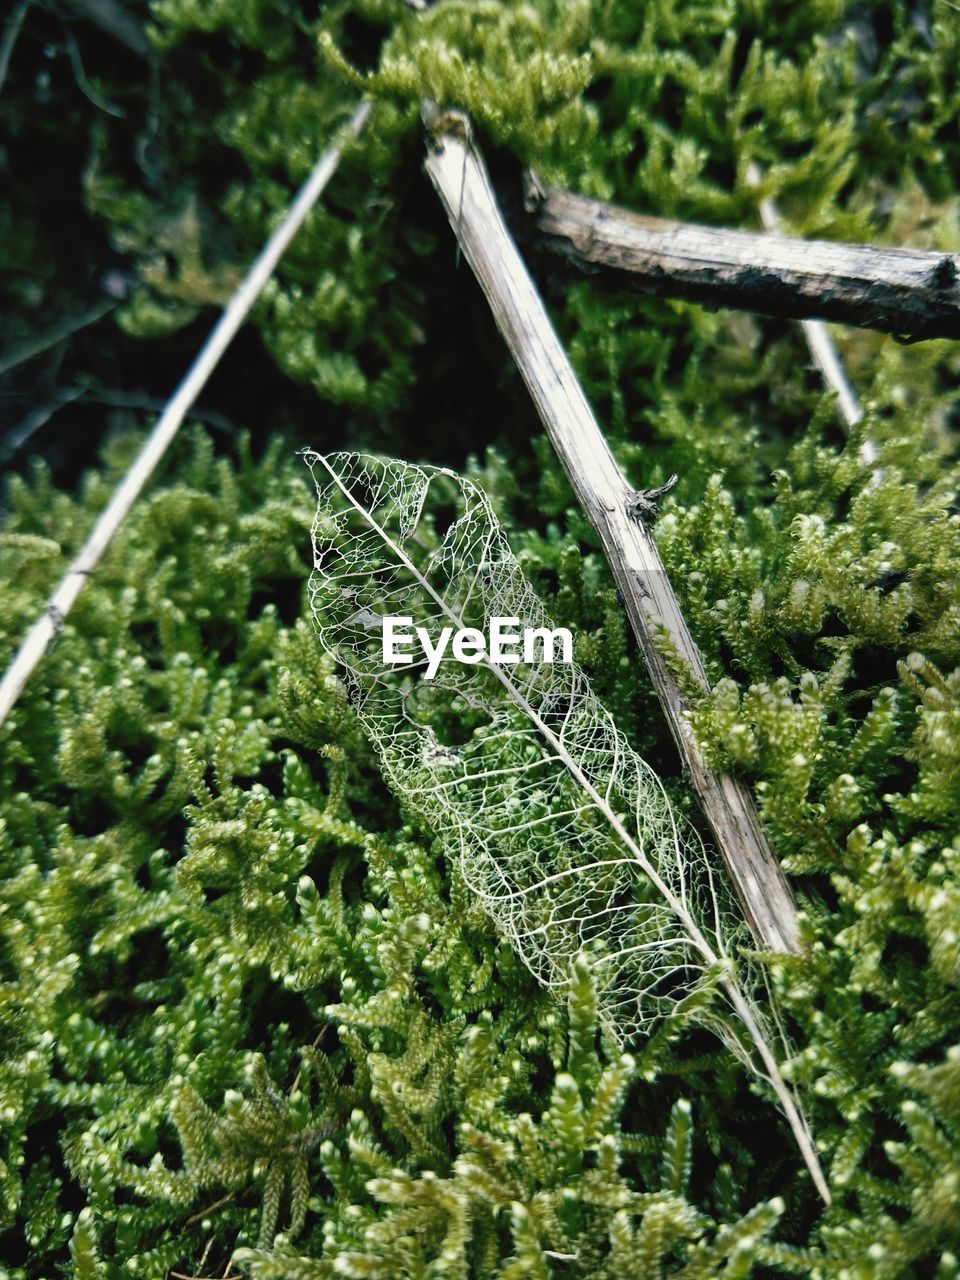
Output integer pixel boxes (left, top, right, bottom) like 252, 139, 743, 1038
0, 436, 786, 1275
3, 0, 960, 1275
2, 387, 960, 1274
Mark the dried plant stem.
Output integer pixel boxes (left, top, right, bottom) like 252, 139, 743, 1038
64, 0, 153, 58
523, 175, 960, 346
0, 0, 30, 101
0, 299, 116, 378
0, 99, 372, 731
745, 162, 876, 468
422, 107, 801, 959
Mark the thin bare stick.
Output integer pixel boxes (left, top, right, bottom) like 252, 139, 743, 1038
196, 1236, 214, 1276
64, 27, 126, 117
64, 0, 153, 58
0, 99, 372, 730
422, 106, 800, 957
184, 1193, 235, 1230
745, 163, 871, 458
522, 175, 960, 348
1, 387, 86, 463
0, 300, 115, 378
0, 0, 30, 101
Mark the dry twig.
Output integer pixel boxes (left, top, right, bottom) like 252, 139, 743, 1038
0, 99, 372, 730
744, 162, 877, 469
0, 0, 30, 100
64, 0, 153, 58
0, 299, 116, 378
522, 177, 960, 346
422, 105, 801, 957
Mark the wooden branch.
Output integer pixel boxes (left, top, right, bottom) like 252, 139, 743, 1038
0, 299, 115, 378
0, 0, 31, 100
0, 99, 372, 730
522, 178, 960, 343
422, 106, 801, 957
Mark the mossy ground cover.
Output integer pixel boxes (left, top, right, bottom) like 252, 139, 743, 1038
1, 2, 960, 1277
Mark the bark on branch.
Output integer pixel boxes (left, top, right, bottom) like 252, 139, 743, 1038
522, 179, 960, 342
423, 106, 801, 956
